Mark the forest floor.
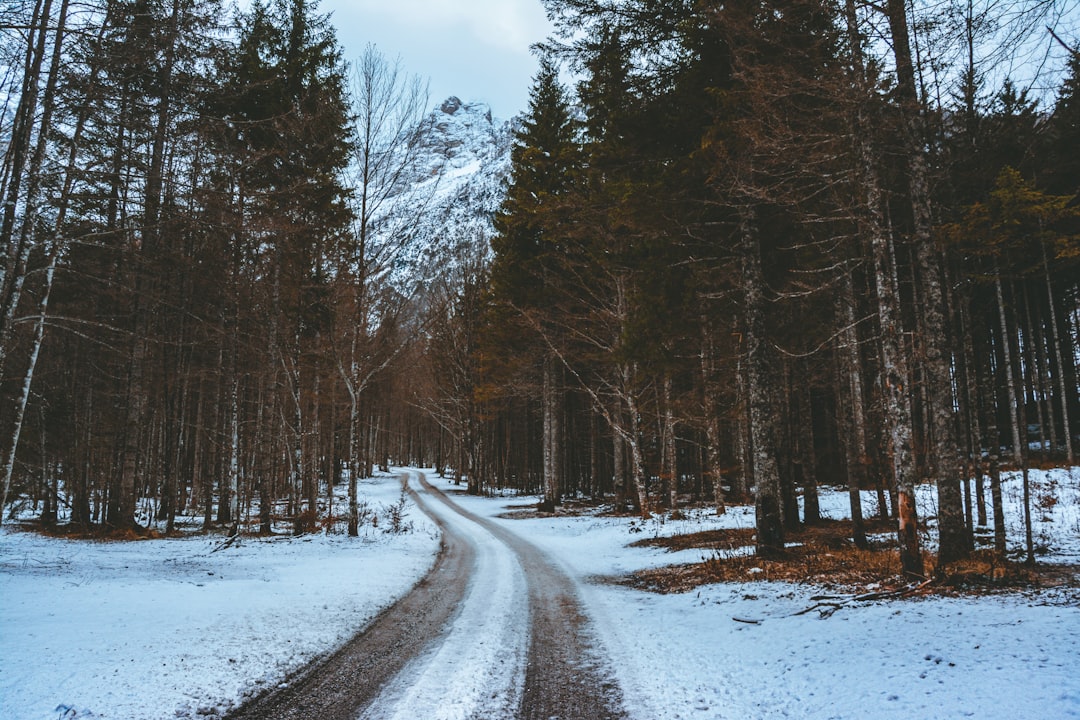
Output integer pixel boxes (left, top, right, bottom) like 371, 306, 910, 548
1, 466, 1078, 719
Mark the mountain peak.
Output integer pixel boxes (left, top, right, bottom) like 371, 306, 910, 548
373, 98, 513, 289
437, 96, 493, 126
440, 96, 463, 115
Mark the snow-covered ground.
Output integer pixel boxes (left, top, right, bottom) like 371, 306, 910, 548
359, 473, 528, 720
0, 475, 439, 720
446, 466, 1080, 720
2, 467, 1078, 719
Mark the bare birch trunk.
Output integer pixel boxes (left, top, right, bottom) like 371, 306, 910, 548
0, 0, 53, 375
0, 259, 56, 522
226, 366, 240, 534
0, 0, 72, 520
347, 393, 360, 536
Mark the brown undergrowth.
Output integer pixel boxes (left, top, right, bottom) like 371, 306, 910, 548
624, 516, 1071, 596
630, 545, 1065, 597
15, 520, 164, 541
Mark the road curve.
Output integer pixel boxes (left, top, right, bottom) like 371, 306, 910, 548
224, 469, 626, 720
410, 473, 627, 720
223, 474, 475, 720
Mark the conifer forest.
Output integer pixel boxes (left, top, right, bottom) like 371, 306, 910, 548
2, 0, 1079, 577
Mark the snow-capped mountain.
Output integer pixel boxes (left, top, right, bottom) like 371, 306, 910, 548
381, 97, 513, 290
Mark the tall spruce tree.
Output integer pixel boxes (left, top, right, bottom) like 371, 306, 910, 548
490, 55, 578, 512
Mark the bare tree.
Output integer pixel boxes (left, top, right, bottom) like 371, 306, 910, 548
336, 44, 434, 535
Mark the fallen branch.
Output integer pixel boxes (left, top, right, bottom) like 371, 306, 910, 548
736, 578, 935, 623
210, 530, 241, 553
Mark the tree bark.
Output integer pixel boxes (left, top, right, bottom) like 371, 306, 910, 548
1042, 242, 1074, 464
540, 354, 563, 512
845, 0, 923, 577
837, 272, 868, 547
885, 0, 970, 567
739, 207, 784, 556
700, 315, 726, 514
661, 373, 678, 512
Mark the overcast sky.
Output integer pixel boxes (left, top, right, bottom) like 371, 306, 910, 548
318, 0, 553, 120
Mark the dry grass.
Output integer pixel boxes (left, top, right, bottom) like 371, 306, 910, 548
632, 517, 897, 554
630, 527, 756, 552
22, 521, 165, 541
628, 535, 1068, 596
628, 543, 915, 594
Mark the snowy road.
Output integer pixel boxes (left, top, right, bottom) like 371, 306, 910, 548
226, 470, 626, 720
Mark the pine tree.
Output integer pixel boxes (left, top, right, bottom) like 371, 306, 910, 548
1048, 53, 1080, 195
208, 0, 352, 532
490, 55, 578, 511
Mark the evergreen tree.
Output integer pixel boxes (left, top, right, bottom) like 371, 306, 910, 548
490, 55, 579, 511
1048, 53, 1080, 195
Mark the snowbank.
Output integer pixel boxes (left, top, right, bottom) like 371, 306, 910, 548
0, 473, 439, 720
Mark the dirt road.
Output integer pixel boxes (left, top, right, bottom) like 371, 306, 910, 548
225, 470, 626, 720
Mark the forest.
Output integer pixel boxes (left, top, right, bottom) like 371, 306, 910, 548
1, 0, 1078, 583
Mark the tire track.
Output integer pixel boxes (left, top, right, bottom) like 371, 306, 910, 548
223, 475, 474, 720
411, 472, 627, 720
225, 470, 627, 719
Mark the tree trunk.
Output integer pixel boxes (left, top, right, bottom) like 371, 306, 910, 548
0, 0, 53, 377
798, 384, 820, 525
612, 401, 627, 511
661, 373, 678, 512
994, 273, 1028, 561
347, 394, 360, 536
700, 316, 726, 514
621, 368, 651, 520
884, 0, 969, 567
540, 353, 562, 512
1042, 242, 1074, 464
845, 0, 923, 578
837, 273, 868, 547
739, 207, 784, 556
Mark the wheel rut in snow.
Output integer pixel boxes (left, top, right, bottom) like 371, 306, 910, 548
413, 473, 627, 720
224, 470, 626, 720
222, 476, 474, 720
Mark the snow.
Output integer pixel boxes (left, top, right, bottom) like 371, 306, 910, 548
377, 97, 512, 289
2, 467, 1079, 719
359, 472, 527, 720
0, 474, 439, 720
441, 467, 1080, 720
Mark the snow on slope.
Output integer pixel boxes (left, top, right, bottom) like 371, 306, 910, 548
382, 97, 513, 290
